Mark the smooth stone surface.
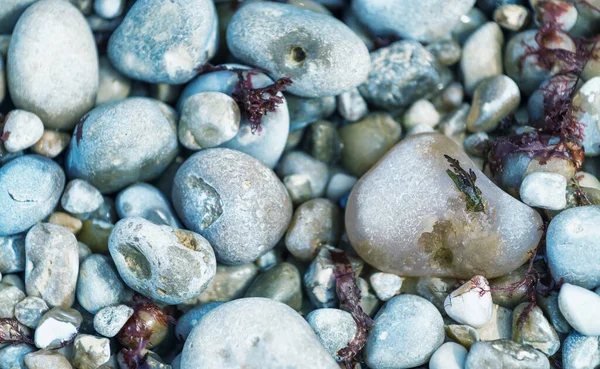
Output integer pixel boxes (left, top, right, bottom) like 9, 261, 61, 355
24, 350, 72, 369
466, 75, 520, 132
0, 344, 35, 369
244, 262, 302, 311
460, 22, 504, 96
180, 298, 339, 369
369, 272, 403, 302
15, 296, 49, 328
504, 30, 553, 95
476, 304, 513, 341
30, 130, 71, 158
94, 0, 124, 19
558, 283, 600, 336
547, 206, 600, 289
572, 77, 600, 156
536, 290, 571, 334
337, 88, 368, 123
464, 340, 549, 369
346, 133, 544, 279
352, 0, 476, 42
302, 120, 342, 164
93, 304, 133, 338
494, 4, 530, 31
227, 2, 370, 97
277, 151, 329, 198
326, 172, 357, 203
445, 324, 480, 349
76, 255, 126, 314
0, 283, 25, 318
116, 183, 181, 228
403, 99, 440, 131
109, 217, 216, 304
66, 98, 178, 194
175, 302, 223, 341
35, 307, 82, 350
520, 172, 567, 210
511, 303, 560, 355
0, 155, 65, 236
7, 0, 98, 130
0, 234, 25, 273
25, 223, 78, 308
562, 331, 600, 369
359, 41, 441, 110
2, 110, 44, 153
72, 334, 110, 369
365, 294, 444, 369
444, 276, 493, 328
108, 0, 217, 84
429, 342, 468, 369
283, 174, 312, 205
173, 149, 292, 265
61, 179, 104, 215
306, 308, 357, 362
287, 94, 336, 131
48, 212, 82, 235
96, 56, 131, 105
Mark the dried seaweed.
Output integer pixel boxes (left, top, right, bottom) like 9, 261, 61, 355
444, 155, 486, 213
0, 318, 34, 346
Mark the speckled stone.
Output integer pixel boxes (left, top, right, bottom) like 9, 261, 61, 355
226, 2, 370, 97
277, 151, 329, 198
306, 308, 357, 362
109, 217, 216, 304
7, 0, 98, 130
572, 77, 600, 156
558, 283, 600, 336
445, 324, 480, 349
0, 344, 35, 369
173, 149, 292, 265
460, 22, 504, 96
365, 294, 444, 369
429, 342, 468, 369
30, 130, 71, 159
359, 41, 441, 110
93, 304, 133, 338
61, 179, 104, 215
116, 183, 181, 228
464, 340, 549, 369
0, 155, 65, 236
337, 88, 368, 123
0, 234, 25, 274
520, 172, 567, 210
562, 331, 600, 369
0, 283, 25, 318
66, 98, 178, 194
466, 75, 520, 132
34, 306, 82, 350
76, 255, 126, 314
346, 133, 544, 279
2, 110, 44, 153
175, 302, 222, 341
369, 272, 403, 302
511, 303, 560, 355
287, 94, 336, 131
72, 334, 110, 369
25, 223, 78, 308
444, 276, 493, 328
24, 350, 72, 369
180, 298, 339, 369
15, 296, 49, 328
244, 262, 302, 311
108, 0, 217, 84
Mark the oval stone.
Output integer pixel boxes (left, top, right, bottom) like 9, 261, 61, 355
346, 133, 543, 279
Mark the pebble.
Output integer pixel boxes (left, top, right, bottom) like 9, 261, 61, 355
244, 262, 302, 311
488, 264, 530, 308
0, 283, 25, 318
359, 41, 441, 110
180, 298, 339, 369
287, 95, 336, 132
558, 283, 600, 336
108, 0, 217, 84
72, 334, 111, 369
66, 98, 179, 194
2, 110, 44, 153
14, 296, 49, 328
0, 234, 25, 274
562, 331, 600, 369
227, 2, 370, 98
285, 199, 341, 261
504, 30, 553, 95
369, 272, 403, 302
24, 350, 73, 369
77, 219, 113, 254
357, 277, 380, 317
445, 324, 480, 349
453, 7, 489, 44
302, 120, 342, 164
1, 274, 24, 294
277, 150, 329, 198
178, 92, 240, 150
547, 206, 600, 289
306, 308, 357, 362
173, 149, 292, 265
338, 113, 402, 177
494, 4, 530, 31
76, 254, 126, 314
476, 304, 513, 341
365, 294, 444, 369
464, 340, 549, 369
30, 130, 71, 158
0, 344, 35, 369
511, 302, 560, 355
175, 302, 223, 341
284, 174, 313, 205
93, 304, 134, 338
416, 277, 456, 312
326, 172, 357, 203
444, 276, 493, 328
466, 75, 520, 132
115, 183, 181, 228
534, 0, 578, 31
519, 172, 567, 210
429, 342, 468, 369
7, 0, 98, 130
94, 0, 124, 19
352, 0, 476, 42
402, 99, 440, 131
34, 306, 83, 350
47, 212, 83, 234
536, 290, 571, 334
95, 57, 131, 106
109, 217, 216, 304
0, 155, 65, 236
25, 223, 78, 308
346, 133, 543, 279
426, 36, 462, 66
572, 77, 600, 156
61, 179, 104, 215
460, 22, 504, 95
337, 88, 368, 123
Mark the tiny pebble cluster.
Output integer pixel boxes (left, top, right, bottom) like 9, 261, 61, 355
1, 1, 600, 369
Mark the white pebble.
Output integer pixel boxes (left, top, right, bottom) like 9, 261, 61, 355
94, 0, 124, 19
429, 342, 467, 369
61, 179, 104, 215
520, 172, 567, 210
576, 171, 600, 191
2, 110, 44, 153
403, 99, 440, 130
444, 276, 493, 329
369, 272, 403, 301
558, 283, 600, 336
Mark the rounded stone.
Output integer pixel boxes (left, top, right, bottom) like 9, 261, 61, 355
562, 331, 600, 369
94, 0, 124, 19
464, 340, 549, 369
558, 283, 600, 336
302, 120, 342, 165
460, 22, 504, 96
93, 304, 134, 338
429, 342, 468, 369
180, 298, 339, 369
306, 308, 357, 362
244, 262, 303, 311
30, 130, 71, 158
444, 276, 494, 328
365, 294, 444, 369
24, 350, 72, 369
226, 2, 370, 98
0, 234, 25, 274
172, 148, 292, 265
512, 302, 560, 356
466, 75, 520, 132
2, 110, 44, 153
494, 4, 530, 31
0, 283, 25, 318
0, 344, 35, 369
66, 98, 178, 194
0, 155, 65, 236
25, 223, 78, 308
287, 94, 336, 131
109, 217, 216, 304
7, 0, 98, 130
73, 334, 110, 369
337, 88, 368, 123
175, 302, 223, 341
277, 151, 329, 198
108, 0, 217, 84
572, 77, 600, 156
178, 92, 241, 150
15, 296, 49, 329
116, 182, 181, 228
61, 179, 104, 215
76, 254, 126, 314
34, 306, 83, 350
520, 172, 567, 210
96, 56, 131, 105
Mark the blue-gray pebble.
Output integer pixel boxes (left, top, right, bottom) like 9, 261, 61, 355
66, 98, 178, 194
116, 182, 181, 228
226, 2, 370, 97
108, 0, 218, 84
175, 302, 223, 341
0, 155, 64, 236
76, 254, 126, 314
0, 234, 25, 273
0, 344, 35, 369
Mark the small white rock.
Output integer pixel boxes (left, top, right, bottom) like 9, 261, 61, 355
576, 171, 600, 190
403, 99, 440, 130
326, 172, 357, 203
61, 179, 104, 215
73, 334, 111, 369
520, 172, 567, 210
93, 304, 134, 338
558, 283, 600, 336
369, 272, 403, 301
2, 110, 44, 153
444, 276, 493, 329
429, 342, 468, 369
94, 0, 125, 19
30, 130, 71, 158
35, 307, 82, 350
406, 123, 436, 136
